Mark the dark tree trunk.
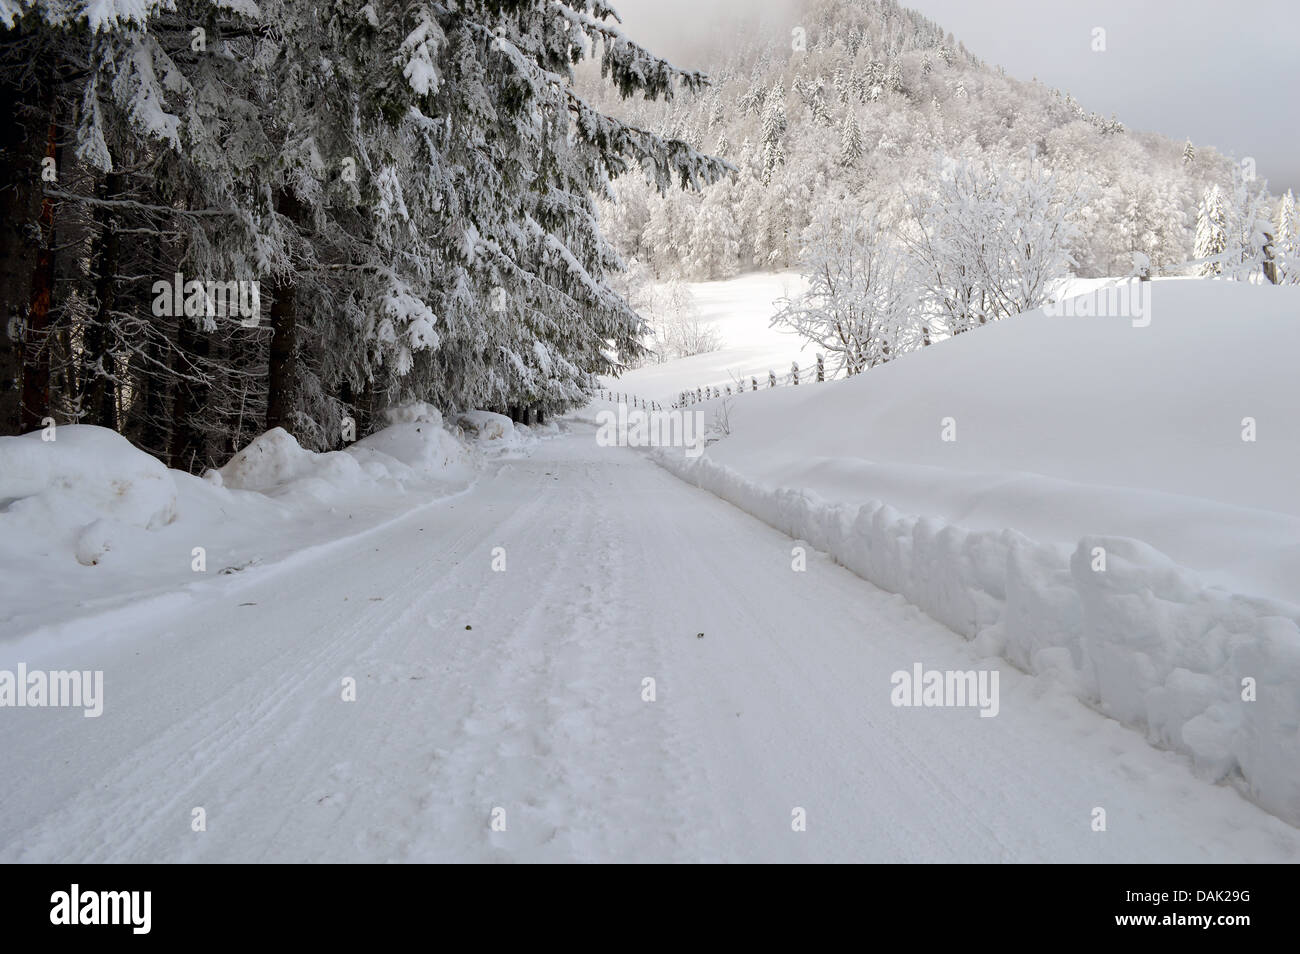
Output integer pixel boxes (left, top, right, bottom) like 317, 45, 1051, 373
265, 189, 302, 433
169, 316, 210, 473
0, 38, 53, 434
1262, 231, 1280, 285
265, 278, 297, 432
124, 228, 168, 455
83, 171, 124, 428
137, 332, 169, 458
20, 111, 57, 433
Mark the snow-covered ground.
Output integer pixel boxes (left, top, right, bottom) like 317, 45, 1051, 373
0, 405, 532, 644
2, 274, 1297, 861
608, 271, 811, 401
2, 422, 1297, 862
606, 274, 1121, 405
645, 276, 1300, 827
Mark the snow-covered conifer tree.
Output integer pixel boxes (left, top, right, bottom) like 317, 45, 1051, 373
1195, 185, 1229, 276
839, 112, 863, 166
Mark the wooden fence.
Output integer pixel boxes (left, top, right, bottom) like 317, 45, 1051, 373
592, 353, 848, 411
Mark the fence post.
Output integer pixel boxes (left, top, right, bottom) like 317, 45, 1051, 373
816, 354, 824, 382
792, 361, 799, 385
768, 370, 776, 388
751, 377, 758, 392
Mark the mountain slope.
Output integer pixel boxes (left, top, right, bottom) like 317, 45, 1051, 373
589, 0, 1248, 282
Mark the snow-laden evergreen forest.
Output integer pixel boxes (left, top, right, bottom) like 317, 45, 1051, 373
0, 0, 726, 468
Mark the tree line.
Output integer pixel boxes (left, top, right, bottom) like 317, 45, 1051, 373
0, 0, 725, 470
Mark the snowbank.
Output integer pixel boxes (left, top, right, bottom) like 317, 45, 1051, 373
653, 278, 1300, 826
0, 404, 483, 642
455, 410, 542, 455
218, 403, 473, 498
353, 404, 471, 479
0, 426, 178, 567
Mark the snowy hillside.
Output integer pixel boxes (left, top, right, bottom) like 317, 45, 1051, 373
590, 0, 1268, 283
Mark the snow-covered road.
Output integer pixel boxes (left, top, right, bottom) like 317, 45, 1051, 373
3, 424, 1297, 862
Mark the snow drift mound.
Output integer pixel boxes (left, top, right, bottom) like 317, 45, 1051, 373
218, 403, 475, 497
656, 278, 1300, 826
0, 426, 177, 566
0, 404, 487, 637
216, 427, 330, 493
354, 402, 473, 481
456, 410, 538, 454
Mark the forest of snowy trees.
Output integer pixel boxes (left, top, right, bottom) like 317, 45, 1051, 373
0, 0, 726, 470
594, 0, 1300, 280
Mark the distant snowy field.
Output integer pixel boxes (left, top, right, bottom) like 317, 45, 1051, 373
602, 271, 811, 401
635, 275, 1300, 825
604, 272, 1126, 403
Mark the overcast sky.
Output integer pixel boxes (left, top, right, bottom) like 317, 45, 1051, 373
610, 0, 1300, 191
